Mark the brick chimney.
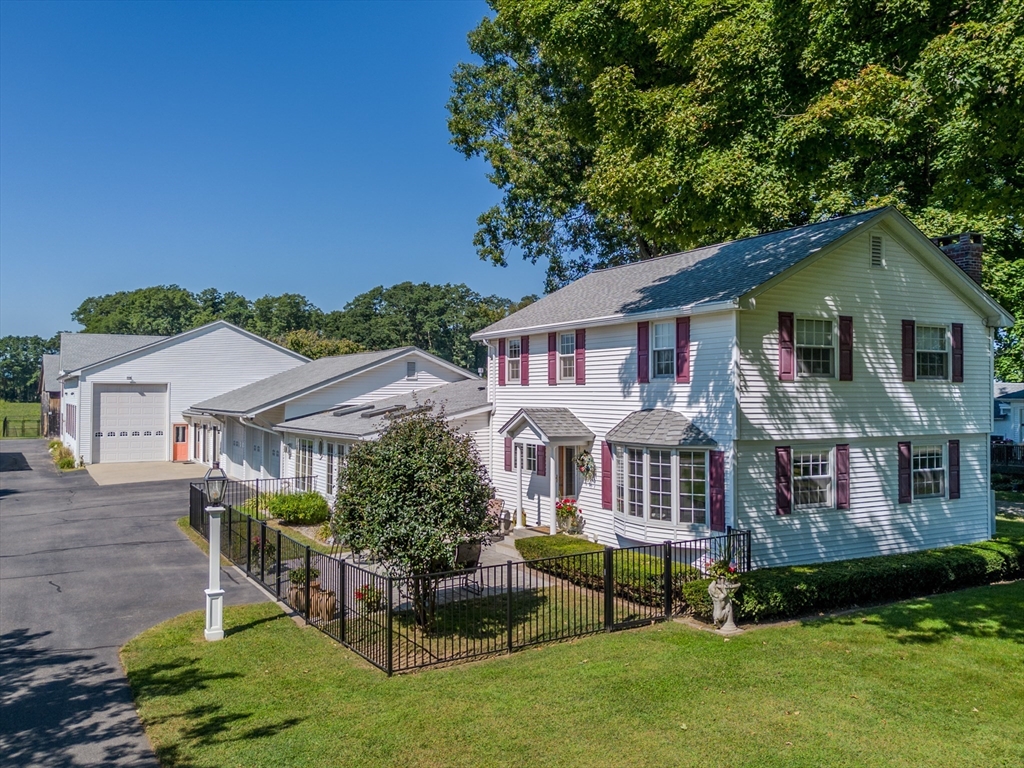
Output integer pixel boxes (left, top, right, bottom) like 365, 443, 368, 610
931, 232, 983, 285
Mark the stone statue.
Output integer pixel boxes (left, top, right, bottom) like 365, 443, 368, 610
708, 578, 741, 635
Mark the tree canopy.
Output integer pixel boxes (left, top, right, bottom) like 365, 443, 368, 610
0, 335, 60, 402
448, 0, 1023, 377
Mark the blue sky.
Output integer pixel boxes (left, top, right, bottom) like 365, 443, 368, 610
0, 0, 541, 338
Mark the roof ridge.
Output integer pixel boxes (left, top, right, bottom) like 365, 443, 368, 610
590, 207, 888, 276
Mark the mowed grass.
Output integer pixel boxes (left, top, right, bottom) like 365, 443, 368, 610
0, 400, 38, 419
122, 580, 1024, 768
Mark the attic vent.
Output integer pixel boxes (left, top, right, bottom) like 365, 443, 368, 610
870, 235, 884, 268
406, 361, 417, 380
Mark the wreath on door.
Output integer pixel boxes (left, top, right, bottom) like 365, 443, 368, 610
575, 449, 596, 483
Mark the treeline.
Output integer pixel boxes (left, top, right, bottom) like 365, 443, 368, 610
69, 282, 535, 371
1, 282, 535, 402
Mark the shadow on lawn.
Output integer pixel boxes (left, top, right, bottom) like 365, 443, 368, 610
394, 588, 550, 640
830, 583, 1024, 645
127, 655, 305, 768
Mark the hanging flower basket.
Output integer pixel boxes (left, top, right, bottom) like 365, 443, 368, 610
575, 450, 596, 483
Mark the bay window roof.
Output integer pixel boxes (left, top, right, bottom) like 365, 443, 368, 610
605, 409, 717, 448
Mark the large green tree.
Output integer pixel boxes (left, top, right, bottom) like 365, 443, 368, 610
324, 282, 535, 371
0, 335, 60, 402
449, 0, 1023, 375
333, 407, 494, 629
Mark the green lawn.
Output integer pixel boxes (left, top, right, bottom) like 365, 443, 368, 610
0, 400, 40, 438
996, 490, 1024, 504
122, 579, 1024, 768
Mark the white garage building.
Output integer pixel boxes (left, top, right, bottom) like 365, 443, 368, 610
59, 321, 307, 464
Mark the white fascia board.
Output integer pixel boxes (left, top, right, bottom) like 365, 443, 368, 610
273, 404, 493, 440
471, 300, 739, 341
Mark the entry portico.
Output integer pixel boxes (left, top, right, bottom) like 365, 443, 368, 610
499, 407, 594, 533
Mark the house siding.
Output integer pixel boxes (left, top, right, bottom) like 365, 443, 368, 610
77, 324, 303, 464
734, 224, 995, 566
486, 312, 737, 547
736, 434, 990, 568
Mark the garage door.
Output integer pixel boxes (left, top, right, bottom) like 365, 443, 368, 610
92, 384, 168, 463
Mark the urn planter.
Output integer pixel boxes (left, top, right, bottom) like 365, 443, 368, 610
708, 578, 741, 634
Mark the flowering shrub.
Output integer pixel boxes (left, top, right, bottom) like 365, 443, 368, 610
555, 498, 583, 533
708, 558, 738, 580
250, 534, 277, 563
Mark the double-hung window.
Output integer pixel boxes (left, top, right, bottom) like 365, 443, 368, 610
626, 447, 644, 517
916, 326, 948, 379
525, 444, 537, 472
678, 451, 707, 524
507, 338, 521, 382
793, 450, 832, 508
796, 319, 834, 377
652, 322, 675, 378
326, 442, 335, 495
297, 439, 314, 490
912, 445, 945, 497
559, 333, 576, 381
615, 446, 709, 525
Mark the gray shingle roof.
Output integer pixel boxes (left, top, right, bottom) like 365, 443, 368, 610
476, 209, 887, 336
606, 409, 717, 448
994, 382, 1024, 399
276, 379, 491, 438
60, 332, 167, 374
192, 348, 441, 415
499, 408, 595, 442
41, 354, 61, 392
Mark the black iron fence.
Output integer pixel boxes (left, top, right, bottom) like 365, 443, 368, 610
188, 488, 751, 674
993, 444, 1024, 469
189, 477, 315, 527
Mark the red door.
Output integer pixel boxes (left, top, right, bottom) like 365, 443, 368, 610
173, 424, 188, 461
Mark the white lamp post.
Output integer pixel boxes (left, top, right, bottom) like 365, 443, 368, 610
203, 462, 228, 641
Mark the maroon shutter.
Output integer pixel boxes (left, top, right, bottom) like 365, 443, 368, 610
503, 437, 512, 472
676, 316, 690, 384
547, 332, 557, 386
898, 441, 912, 503
775, 446, 792, 515
521, 336, 530, 386
536, 444, 546, 477
951, 323, 964, 383
836, 444, 850, 510
902, 320, 916, 382
948, 439, 960, 499
601, 441, 612, 510
778, 312, 794, 381
575, 329, 586, 385
839, 315, 853, 381
498, 338, 506, 387
637, 321, 650, 383
709, 450, 725, 531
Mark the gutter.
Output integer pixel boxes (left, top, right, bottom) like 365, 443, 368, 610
471, 300, 739, 341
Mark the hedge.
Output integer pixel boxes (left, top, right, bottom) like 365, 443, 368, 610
681, 538, 1024, 623
515, 535, 701, 609
267, 491, 330, 525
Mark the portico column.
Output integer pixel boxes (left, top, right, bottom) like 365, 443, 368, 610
548, 444, 558, 535
516, 443, 524, 529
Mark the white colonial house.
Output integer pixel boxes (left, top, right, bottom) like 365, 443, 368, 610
472, 207, 1014, 568
57, 321, 307, 464
186, 347, 478, 482
274, 378, 491, 506
993, 382, 1024, 444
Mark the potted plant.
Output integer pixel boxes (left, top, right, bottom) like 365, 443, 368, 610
555, 498, 584, 534
707, 557, 741, 634
250, 534, 277, 564
354, 583, 386, 613
286, 567, 320, 612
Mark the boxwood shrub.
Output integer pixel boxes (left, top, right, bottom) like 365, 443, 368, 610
515, 535, 701, 609
682, 538, 1024, 623
267, 491, 330, 525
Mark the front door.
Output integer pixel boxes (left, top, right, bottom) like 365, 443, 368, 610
172, 424, 188, 461
558, 446, 580, 499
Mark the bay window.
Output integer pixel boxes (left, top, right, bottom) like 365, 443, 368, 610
678, 451, 707, 524
615, 446, 709, 526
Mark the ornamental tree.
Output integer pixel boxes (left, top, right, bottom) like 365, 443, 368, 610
332, 406, 494, 628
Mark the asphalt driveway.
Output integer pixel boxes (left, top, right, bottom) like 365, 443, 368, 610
0, 439, 266, 767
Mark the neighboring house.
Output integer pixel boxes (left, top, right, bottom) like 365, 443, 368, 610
187, 347, 478, 481
994, 382, 1024, 444
471, 207, 1014, 568
39, 353, 62, 437
275, 378, 490, 505
58, 321, 307, 464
